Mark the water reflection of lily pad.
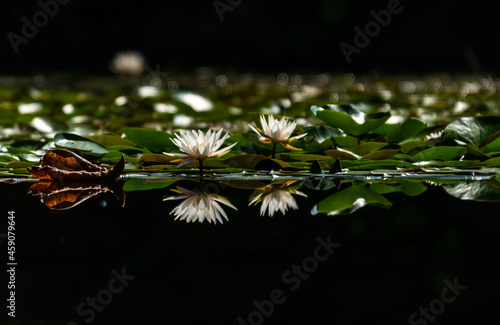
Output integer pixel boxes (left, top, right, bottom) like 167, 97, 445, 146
443, 180, 500, 202
315, 185, 392, 215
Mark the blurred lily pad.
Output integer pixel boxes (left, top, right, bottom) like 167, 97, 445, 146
123, 127, 176, 152
311, 104, 391, 136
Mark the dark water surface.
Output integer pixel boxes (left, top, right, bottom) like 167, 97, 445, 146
2, 180, 500, 325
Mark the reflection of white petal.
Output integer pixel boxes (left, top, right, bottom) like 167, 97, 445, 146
163, 187, 237, 224
256, 188, 306, 217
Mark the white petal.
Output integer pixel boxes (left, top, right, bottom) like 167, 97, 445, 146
210, 141, 237, 157
290, 133, 307, 141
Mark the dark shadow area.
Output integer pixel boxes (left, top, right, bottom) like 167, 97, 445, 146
1, 0, 499, 74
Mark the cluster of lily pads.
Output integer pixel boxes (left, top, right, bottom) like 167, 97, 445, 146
3, 102, 500, 180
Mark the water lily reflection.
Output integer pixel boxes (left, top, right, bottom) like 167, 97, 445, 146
249, 181, 307, 217
163, 186, 237, 224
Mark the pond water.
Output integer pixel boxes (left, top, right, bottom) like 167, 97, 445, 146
2, 176, 500, 324
2, 73, 500, 324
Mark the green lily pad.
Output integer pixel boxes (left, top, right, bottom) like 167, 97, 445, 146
54, 133, 109, 157
278, 153, 330, 161
332, 136, 359, 148
400, 140, 428, 154
342, 159, 414, 169
480, 135, 500, 154
412, 146, 466, 162
345, 142, 386, 156
4, 161, 36, 169
311, 104, 391, 136
374, 119, 426, 143
305, 125, 343, 143
325, 149, 359, 160
139, 154, 179, 164
483, 157, 500, 166
362, 149, 399, 160
443, 116, 500, 146
123, 127, 176, 152
85, 134, 138, 148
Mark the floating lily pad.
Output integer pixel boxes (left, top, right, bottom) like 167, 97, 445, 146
362, 149, 399, 160
123, 127, 176, 152
54, 133, 109, 157
311, 104, 391, 136
443, 116, 500, 146
305, 125, 343, 143
332, 136, 359, 148
374, 119, 426, 143
85, 134, 138, 148
412, 146, 466, 162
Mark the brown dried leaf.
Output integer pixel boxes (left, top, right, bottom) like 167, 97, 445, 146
28, 150, 124, 181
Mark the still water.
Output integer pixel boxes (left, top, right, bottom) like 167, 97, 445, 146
2, 177, 500, 324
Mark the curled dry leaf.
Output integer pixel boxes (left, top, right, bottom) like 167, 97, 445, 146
28, 149, 124, 182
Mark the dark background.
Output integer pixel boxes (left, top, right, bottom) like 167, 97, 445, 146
0, 0, 498, 75
2, 181, 500, 324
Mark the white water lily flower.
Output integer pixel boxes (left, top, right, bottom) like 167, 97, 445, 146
163, 187, 237, 224
249, 183, 307, 217
167, 129, 236, 167
249, 114, 307, 151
